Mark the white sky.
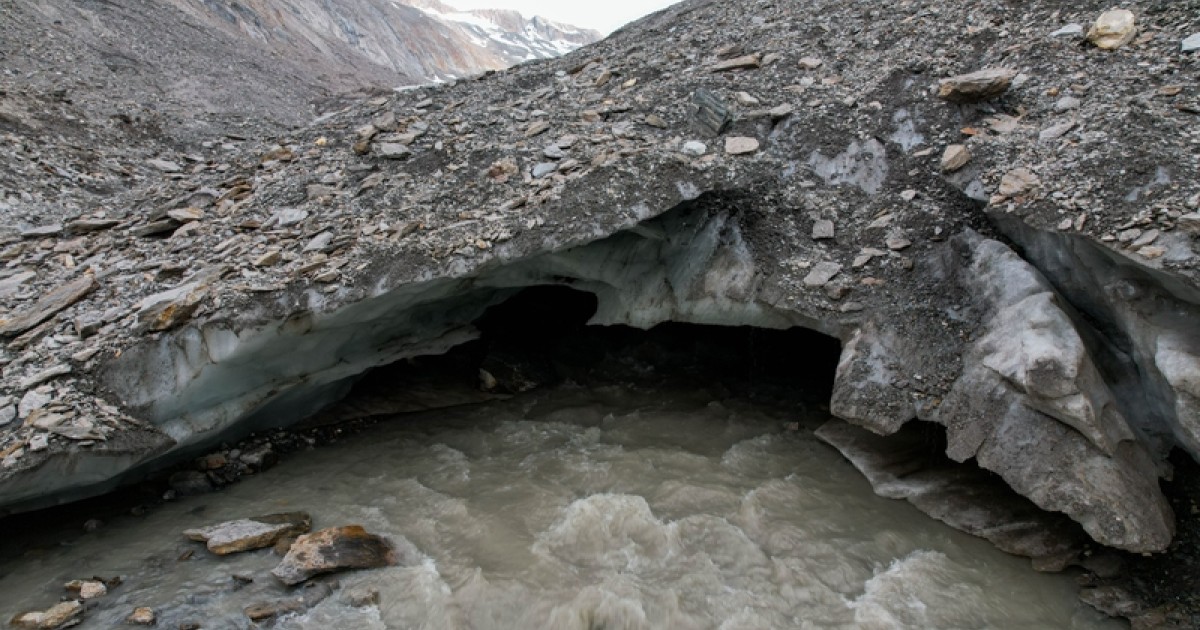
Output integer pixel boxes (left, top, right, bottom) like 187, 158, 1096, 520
444, 0, 681, 34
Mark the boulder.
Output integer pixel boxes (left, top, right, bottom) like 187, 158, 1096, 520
271, 525, 398, 585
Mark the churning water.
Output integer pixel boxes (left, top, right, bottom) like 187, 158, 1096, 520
0, 383, 1118, 629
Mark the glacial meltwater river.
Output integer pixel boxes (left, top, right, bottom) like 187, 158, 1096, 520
0, 384, 1119, 629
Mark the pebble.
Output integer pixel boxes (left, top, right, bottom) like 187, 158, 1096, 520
1184, 34, 1200, 53
886, 236, 913, 251
681, 141, 707, 157
127, 608, 156, 626
532, 162, 557, 178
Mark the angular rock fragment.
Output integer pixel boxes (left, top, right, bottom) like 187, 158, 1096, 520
184, 512, 312, 555
271, 525, 398, 585
0, 274, 97, 337
65, 218, 120, 234
803, 261, 842, 287
812, 219, 835, 240
936, 68, 1017, 103
135, 267, 223, 332
689, 89, 730, 136
724, 137, 760, 155
1087, 9, 1137, 50
710, 53, 761, 72
376, 143, 412, 159
998, 167, 1041, 197
940, 144, 971, 172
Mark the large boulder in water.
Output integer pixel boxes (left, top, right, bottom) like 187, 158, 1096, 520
271, 525, 399, 585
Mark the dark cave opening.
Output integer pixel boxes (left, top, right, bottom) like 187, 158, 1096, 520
331, 284, 844, 421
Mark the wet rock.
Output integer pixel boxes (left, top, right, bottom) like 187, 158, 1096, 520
245, 579, 336, 621
11, 601, 82, 629
65, 579, 107, 599
941, 144, 971, 172
1080, 585, 1141, 617
724, 137, 759, 155
167, 470, 212, 496
125, 607, 155, 625
271, 525, 398, 585
245, 600, 304, 622
1087, 9, 1137, 50
0, 274, 97, 336
936, 68, 1017, 103
344, 584, 380, 607
184, 512, 312, 555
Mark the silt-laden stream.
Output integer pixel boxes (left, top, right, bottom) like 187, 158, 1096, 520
0, 383, 1118, 629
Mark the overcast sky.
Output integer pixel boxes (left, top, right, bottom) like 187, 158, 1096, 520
445, 0, 681, 34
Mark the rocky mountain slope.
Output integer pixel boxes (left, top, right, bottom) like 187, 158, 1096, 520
0, 0, 1198, 623
0, 0, 598, 269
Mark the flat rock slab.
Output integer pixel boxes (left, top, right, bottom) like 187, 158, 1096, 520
184, 511, 311, 555
936, 68, 1017, 103
0, 275, 97, 337
271, 525, 397, 585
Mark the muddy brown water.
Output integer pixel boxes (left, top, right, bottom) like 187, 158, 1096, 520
0, 384, 1119, 629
